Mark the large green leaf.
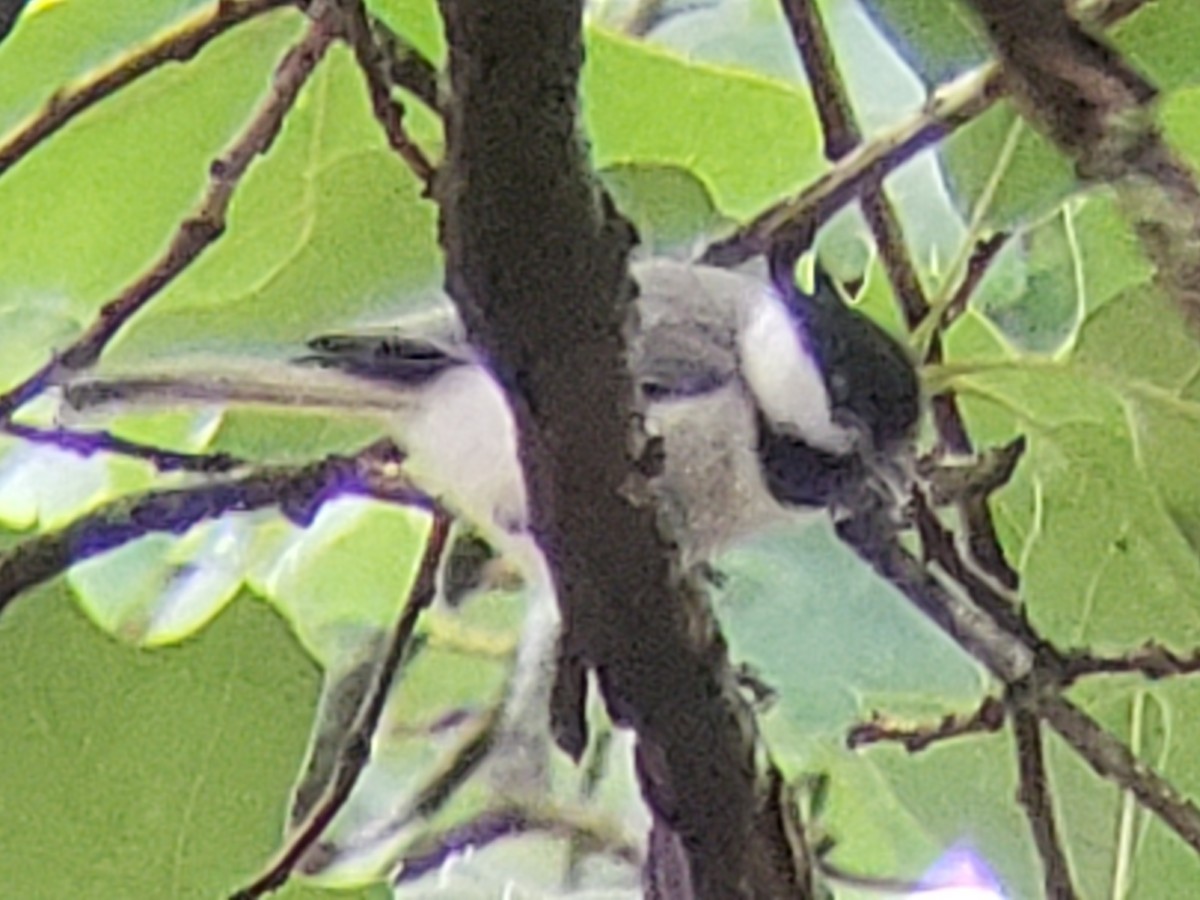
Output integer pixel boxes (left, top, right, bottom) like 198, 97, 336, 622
0, 7, 310, 384
946, 284, 1200, 647
0, 586, 322, 898
0, 0, 212, 133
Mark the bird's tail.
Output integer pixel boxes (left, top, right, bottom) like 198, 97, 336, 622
57, 357, 431, 418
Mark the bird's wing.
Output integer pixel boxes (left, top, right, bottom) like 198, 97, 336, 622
300, 329, 469, 385
630, 257, 747, 399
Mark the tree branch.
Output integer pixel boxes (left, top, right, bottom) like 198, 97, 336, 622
2, 421, 241, 473
1012, 707, 1079, 899
703, 0, 1149, 269
230, 510, 452, 899
846, 696, 1007, 752
0, 439, 424, 617
299, 705, 501, 874
0, 5, 337, 422
0, 0, 293, 179
335, 0, 436, 189
1041, 694, 1200, 853
702, 61, 1005, 267
963, 0, 1200, 331
779, 0, 929, 327
391, 803, 640, 886
1063, 644, 1200, 681
434, 3, 794, 895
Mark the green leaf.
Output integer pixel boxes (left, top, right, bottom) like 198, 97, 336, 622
716, 519, 987, 741
369, 0, 445, 67
940, 104, 1077, 232
583, 27, 823, 220
102, 43, 441, 364
599, 161, 733, 254
0, 0, 213, 133
0, 7, 309, 331
258, 499, 431, 665
947, 286, 1200, 648
0, 586, 320, 898
1061, 678, 1200, 899
1113, 0, 1200, 92
974, 210, 1081, 353
1162, 85, 1200, 173
814, 733, 1041, 899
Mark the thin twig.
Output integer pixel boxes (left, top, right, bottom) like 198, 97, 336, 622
836, 506, 1036, 681
929, 389, 974, 457
847, 696, 1007, 752
919, 435, 1025, 591
1063, 644, 1200, 682
299, 707, 500, 876
0, 0, 293, 179
391, 803, 641, 885
865, 191, 931, 327
919, 436, 1026, 507
1012, 707, 1079, 899
0, 8, 337, 422
231, 510, 453, 899
1041, 694, 1200, 854
935, 417, 1023, 589
337, 0, 436, 190
927, 233, 1010, 466
701, 0, 1148, 269
778, 0, 930, 327
911, 490, 1045, 653
843, 501, 1200, 856
0, 439, 419, 616
701, 63, 1005, 267
368, 13, 440, 112
939, 232, 1012, 334
779, 0, 858, 162
2, 421, 241, 473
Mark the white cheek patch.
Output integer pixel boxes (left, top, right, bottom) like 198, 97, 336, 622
737, 286, 855, 455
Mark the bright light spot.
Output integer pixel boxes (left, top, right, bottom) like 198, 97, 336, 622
908, 845, 1006, 900
26, 0, 67, 16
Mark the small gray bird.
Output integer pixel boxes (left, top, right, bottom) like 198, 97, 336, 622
58, 257, 919, 795
62, 257, 919, 561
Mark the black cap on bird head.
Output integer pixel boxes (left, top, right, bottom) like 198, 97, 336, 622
756, 248, 920, 509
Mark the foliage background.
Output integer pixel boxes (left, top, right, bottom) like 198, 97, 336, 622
0, 0, 1198, 896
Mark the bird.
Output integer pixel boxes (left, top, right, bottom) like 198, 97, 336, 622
743, 259, 920, 512
61, 257, 919, 558
56, 255, 920, 793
